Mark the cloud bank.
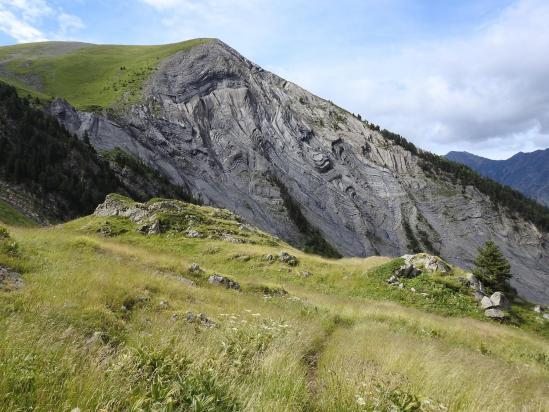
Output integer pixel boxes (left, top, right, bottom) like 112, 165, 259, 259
0, 0, 83, 43
274, 0, 549, 158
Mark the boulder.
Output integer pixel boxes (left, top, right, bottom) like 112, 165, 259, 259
402, 253, 451, 275
148, 220, 162, 235
186, 229, 201, 238
0, 266, 23, 291
279, 252, 298, 266
543, 314, 549, 321
185, 311, 217, 328
208, 274, 240, 290
489, 292, 511, 311
485, 308, 506, 319
188, 263, 203, 274
464, 273, 485, 293
480, 296, 494, 310
533, 304, 545, 313
176, 276, 196, 287
395, 263, 422, 278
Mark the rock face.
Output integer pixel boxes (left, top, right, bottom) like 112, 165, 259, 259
50, 40, 549, 304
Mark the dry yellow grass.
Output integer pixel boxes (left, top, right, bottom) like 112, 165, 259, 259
0, 219, 547, 411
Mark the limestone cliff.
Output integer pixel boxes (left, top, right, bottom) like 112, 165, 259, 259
47, 40, 549, 303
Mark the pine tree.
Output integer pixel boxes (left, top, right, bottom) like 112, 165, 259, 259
473, 240, 512, 292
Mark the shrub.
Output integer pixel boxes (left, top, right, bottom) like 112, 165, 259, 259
0, 226, 18, 256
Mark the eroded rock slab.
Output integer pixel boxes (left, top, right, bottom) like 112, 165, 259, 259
0, 266, 23, 291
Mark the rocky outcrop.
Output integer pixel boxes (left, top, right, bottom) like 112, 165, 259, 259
93, 194, 277, 245
208, 274, 240, 290
279, 252, 298, 267
50, 40, 549, 304
393, 253, 452, 280
0, 266, 23, 291
479, 291, 511, 319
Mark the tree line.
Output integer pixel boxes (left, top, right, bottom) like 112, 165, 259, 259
0, 81, 120, 218
379, 128, 549, 232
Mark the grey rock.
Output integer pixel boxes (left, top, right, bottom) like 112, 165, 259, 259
148, 220, 162, 235
208, 274, 240, 290
50, 40, 549, 304
489, 292, 511, 311
279, 252, 298, 266
186, 229, 201, 238
386, 275, 399, 285
159, 300, 169, 308
465, 273, 485, 293
395, 263, 422, 279
301, 271, 312, 278
533, 304, 544, 313
480, 296, 495, 310
176, 276, 196, 287
188, 263, 203, 274
543, 313, 549, 320
402, 254, 451, 275
264, 254, 276, 262
186, 311, 217, 328
485, 308, 506, 319
0, 266, 23, 290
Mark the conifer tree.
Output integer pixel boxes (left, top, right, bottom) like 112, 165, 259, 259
473, 240, 512, 292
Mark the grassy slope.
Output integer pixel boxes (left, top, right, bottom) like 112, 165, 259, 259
0, 39, 211, 110
0, 202, 548, 411
0, 199, 36, 227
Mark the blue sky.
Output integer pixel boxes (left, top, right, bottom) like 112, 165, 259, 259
1, 0, 548, 159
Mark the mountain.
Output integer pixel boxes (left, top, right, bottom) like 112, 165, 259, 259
0, 39, 548, 303
446, 150, 549, 207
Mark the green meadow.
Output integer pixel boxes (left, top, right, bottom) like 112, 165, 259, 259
0, 196, 548, 411
0, 39, 211, 110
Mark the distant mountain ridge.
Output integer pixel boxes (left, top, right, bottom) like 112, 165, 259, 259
446, 150, 549, 207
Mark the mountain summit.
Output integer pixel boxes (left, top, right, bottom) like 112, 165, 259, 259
1, 39, 548, 303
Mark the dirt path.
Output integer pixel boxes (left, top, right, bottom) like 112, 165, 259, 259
303, 316, 352, 409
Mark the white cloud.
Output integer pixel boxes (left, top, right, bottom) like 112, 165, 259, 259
0, 0, 84, 43
273, 0, 549, 159
138, 0, 278, 56
57, 12, 84, 36
0, 9, 46, 42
